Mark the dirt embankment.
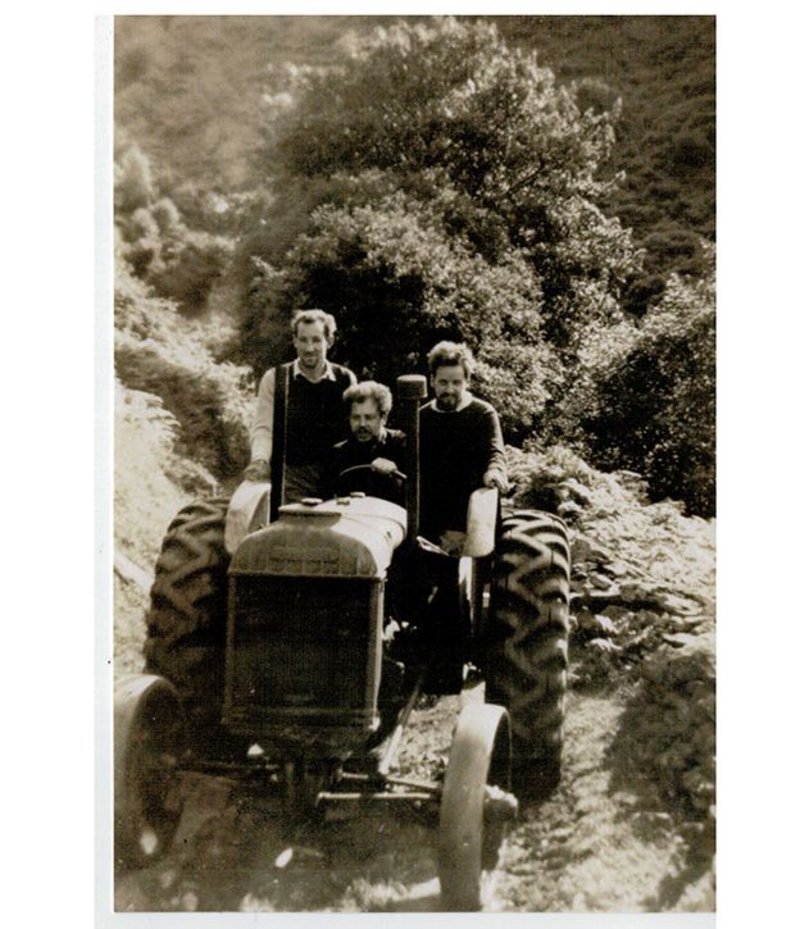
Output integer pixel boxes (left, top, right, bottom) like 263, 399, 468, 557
113, 385, 715, 914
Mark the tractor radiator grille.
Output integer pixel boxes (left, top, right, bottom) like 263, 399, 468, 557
225, 575, 380, 720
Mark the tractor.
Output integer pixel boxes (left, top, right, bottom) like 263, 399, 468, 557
114, 374, 571, 911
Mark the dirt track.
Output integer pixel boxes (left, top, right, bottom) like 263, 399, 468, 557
113, 401, 715, 914
114, 678, 712, 913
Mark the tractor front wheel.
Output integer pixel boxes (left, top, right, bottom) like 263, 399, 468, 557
114, 674, 186, 869
438, 702, 513, 911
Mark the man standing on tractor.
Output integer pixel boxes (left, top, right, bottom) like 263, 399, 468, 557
244, 309, 356, 507
328, 381, 406, 504
419, 340, 508, 552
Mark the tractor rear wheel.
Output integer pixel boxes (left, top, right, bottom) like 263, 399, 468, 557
485, 510, 570, 797
144, 497, 239, 759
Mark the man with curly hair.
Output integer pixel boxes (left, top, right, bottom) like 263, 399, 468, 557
328, 380, 406, 504
419, 340, 508, 550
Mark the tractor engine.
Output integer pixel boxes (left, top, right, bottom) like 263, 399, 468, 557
223, 495, 406, 759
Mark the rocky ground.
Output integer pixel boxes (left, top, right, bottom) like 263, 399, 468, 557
112, 384, 715, 914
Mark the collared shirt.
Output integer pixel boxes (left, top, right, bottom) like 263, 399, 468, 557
251, 359, 356, 463
289, 358, 338, 383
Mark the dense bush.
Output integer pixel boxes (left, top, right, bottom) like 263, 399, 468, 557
114, 14, 716, 268
115, 145, 235, 314
113, 17, 715, 512
236, 18, 640, 433
579, 259, 715, 516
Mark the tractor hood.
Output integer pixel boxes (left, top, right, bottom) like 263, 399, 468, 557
230, 495, 407, 579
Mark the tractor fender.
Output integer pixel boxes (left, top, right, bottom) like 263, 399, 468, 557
462, 487, 499, 558
224, 479, 272, 554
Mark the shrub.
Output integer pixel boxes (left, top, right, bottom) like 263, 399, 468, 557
237, 17, 640, 443
115, 256, 253, 480
578, 255, 715, 516
115, 146, 237, 314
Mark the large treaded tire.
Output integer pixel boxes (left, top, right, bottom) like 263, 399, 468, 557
485, 509, 570, 797
144, 498, 233, 756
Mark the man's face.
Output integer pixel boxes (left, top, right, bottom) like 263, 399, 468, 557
349, 398, 385, 443
293, 320, 330, 373
431, 364, 468, 412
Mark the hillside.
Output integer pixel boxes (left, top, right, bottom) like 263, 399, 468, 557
112, 251, 715, 912
114, 14, 714, 284
111, 17, 716, 912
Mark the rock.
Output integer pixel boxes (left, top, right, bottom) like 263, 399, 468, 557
561, 477, 593, 505
599, 605, 631, 622
575, 610, 619, 637
594, 614, 620, 635
663, 632, 702, 648
570, 534, 613, 565
570, 536, 595, 564
604, 560, 629, 577
588, 572, 615, 590
576, 588, 622, 610
587, 637, 621, 654
557, 500, 583, 521
659, 592, 708, 615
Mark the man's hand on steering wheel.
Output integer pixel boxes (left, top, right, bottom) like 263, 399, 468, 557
370, 457, 401, 476
335, 461, 406, 500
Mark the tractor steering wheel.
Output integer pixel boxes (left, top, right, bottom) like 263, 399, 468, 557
335, 463, 407, 503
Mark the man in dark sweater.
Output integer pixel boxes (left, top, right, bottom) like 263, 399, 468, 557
328, 381, 406, 504
244, 309, 356, 505
419, 341, 508, 549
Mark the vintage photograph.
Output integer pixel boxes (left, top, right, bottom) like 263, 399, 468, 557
111, 13, 716, 914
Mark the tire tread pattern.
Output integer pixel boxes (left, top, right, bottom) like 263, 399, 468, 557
144, 498, 230, 729
485, 509, 570, 783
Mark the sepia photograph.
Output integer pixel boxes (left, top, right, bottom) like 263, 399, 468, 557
107, 11, 716, 918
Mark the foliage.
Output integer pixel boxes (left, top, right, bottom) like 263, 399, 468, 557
259, 18, 642, 303
567, 250, 716, 516
115, 144, 235, 314
238, 18, 640, 443
113, 16, 715, 511
114, 13, 714, 298
115, 255, 253, 480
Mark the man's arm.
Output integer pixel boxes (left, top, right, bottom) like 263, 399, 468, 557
480, 405, 508, 493
247, 368, 276, 479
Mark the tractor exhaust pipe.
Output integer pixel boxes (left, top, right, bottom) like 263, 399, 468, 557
396, 374, 427, 543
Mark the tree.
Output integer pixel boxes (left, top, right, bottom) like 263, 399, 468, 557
574, 251, 716, 516
115, 145, 235, 315
236, 17, 641, 439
